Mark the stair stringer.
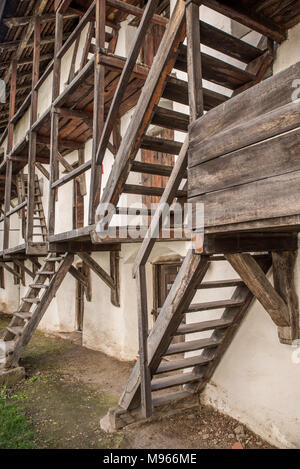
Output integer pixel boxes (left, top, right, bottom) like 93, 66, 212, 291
105, 253, 272, 431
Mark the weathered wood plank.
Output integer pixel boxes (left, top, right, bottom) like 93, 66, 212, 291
186, 2, 203, 122
189, 100, 300, 168
272, 251, 300, 344
189, 127, 300, 198
189, 61, 300, 147
195, 0, 286, 42
225, 253, 290, 327
190, 170, 300, 231
136, 264, 152, 418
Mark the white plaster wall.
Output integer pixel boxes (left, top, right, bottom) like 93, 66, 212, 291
200, 23, 300, 449
82, 241, 189, 361
0, 270, 20, 314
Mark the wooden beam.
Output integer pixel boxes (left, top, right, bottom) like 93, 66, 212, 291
88, 0, 106, 225
3, 12, 78, 28
110, 251, 120, 307
0, 262, 23, 280
272, 251, 300, 344
202, 233, 299, 255
77, 252, 115, 290
3, 60, 17, 251
106, 0, 168, 27
0, 54, 53, 71
186, 1, 203, 123
197, 0, 287, 43
27, 15, 41, 243
56, 107, 93, 127
3, 0, 49, 85
49, 241, 121, 252
48, 10, 63, 236
136, 264, 152, 418
52, 161, 91, 189
225, 253, 290, 327
69, 265, 88, 288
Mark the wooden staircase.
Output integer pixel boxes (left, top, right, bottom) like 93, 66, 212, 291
106, 252, 271, 429
98, 1, 277, 430
93, 0, 274, 231
0, 253, 74, 370
24, 174, 47, 242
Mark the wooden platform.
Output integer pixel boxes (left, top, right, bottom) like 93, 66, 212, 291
188, 61, 300, 235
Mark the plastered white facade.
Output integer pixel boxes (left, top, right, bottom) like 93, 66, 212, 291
0, 5, 299, 448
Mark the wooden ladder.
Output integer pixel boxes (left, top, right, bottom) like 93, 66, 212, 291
0, 253, 74, 370
24, 174, 47, 242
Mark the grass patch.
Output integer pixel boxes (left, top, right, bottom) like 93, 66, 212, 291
0, 386, 36, 449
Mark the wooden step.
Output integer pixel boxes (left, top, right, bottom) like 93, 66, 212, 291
14, 312, 33, 320
187, 299, 244, 312
123, 184, 187, 198
199, 20, 265, 64
151, 106, 189, 132
37, 270, 56, 275
152, 390, 192, 407
165, 337, 221, 356
131, 161, 174, 177
46, 257, 63, 262
29, 284, 48, 289
141, 135, 182, 155
6, 326, 24, 337
22, 298, 41, 304
199, 279, 244, 289
176, 318, 233, 335
163, 76, 228, 110
156, 355, 212, 375
176, 46, 256, 90
151, 370, 203, 391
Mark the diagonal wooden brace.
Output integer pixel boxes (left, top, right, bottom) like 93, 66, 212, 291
226, 253, 290, 328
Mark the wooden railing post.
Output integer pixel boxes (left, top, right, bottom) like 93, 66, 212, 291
48, 11, 63, 235
186, 0, 203, 122
27, 15, 41, 243
136, 263, 152, 418
88, 0, 106, 225
3, 59, 17, 251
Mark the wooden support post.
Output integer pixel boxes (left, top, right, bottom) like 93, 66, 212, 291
77, 252, 115, 290
186, 1, 203, 122
226, 253, 290, 327
3, 60, 17, 252
110, 251, 120, 307
48, 12, 63, 235
272, 251, 300, 344
27, 16, 41, 243
136, 264, 152, 418
88, 0, 106, 225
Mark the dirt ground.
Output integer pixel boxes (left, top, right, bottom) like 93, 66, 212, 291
0, 314, 274, 449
